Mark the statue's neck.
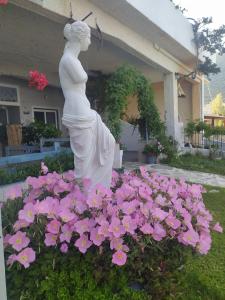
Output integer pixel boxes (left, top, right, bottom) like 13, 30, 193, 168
64, 42, 80, 58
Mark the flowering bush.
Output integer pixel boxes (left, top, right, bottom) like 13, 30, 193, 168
0, 0, 8, 5
3, 165, 222, 271
28, 70, 48, 91
143, 140, 164, 156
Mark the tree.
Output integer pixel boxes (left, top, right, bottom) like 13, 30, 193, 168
170, 1, 225, 77
210, 93, 225, 115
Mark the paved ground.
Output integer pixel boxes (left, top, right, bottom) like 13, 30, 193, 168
1, 163, 225, 203
124, 162, 225, 188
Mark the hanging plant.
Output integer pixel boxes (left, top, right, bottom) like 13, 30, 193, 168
104, 65, 163, 141
28, 70, 48, 91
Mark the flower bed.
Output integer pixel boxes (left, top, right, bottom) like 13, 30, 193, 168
2, 167, 222, 299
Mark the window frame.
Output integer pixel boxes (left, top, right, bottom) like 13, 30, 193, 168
0, 83, 20, 106
32, 107, 59, 128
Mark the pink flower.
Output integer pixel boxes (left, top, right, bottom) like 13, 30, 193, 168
213, 222, 223, 233
74, 218, 91, 235
5, 185, 22, 200
47, 219, 61, 234
41, 162, 48, 175
109, 217, 125, 238
75, 234, 92, 253
0, 0, 8, 5
44, 233, 57, 246
3, 234, 12, 248
152, 223, 166, 241
112, 250, 127, 266
140, 223, 153, 235
152, 208, 168, 221
90, 228, 105, 246
121, 200, 138, 215
60, 224, 72, 243
98, 220, 110, 237
165, 215, 181, 230
197, 231, 212, 254
8, 231, 30, 252
60, 243, 68, 253
181, 229, 199, 247
29, 70, 48, 91
16, 247, 36, 268
36, 197, 59, 218
13, 220, 30, 231
7, 254, 17, 266
122, 216, 137, 234
87, 191, 102, 208
19, 203, 36, 223
58, 209, 75, 223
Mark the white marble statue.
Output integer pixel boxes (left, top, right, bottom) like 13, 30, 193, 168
59, 21, 115, 188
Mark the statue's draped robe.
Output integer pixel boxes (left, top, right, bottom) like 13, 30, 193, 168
62, 110, 115, 188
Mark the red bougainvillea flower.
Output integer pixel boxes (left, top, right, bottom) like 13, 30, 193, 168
0, 0, 8, 5
28, 70, 48, 91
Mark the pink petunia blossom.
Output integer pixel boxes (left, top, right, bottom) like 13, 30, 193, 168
60, 243, 68, 253
140, 223, 153, 235
122, 216, 137, 234
8, 231, 30, 252
213, 222, 223, 233
112, 250, 127, 266
44, 233, 57, 246
60, 224, 73, 243
41, 162, 48, 175
74, 218, 91, 235
90, 227, 105, 246
7, 254, 17, 266
3, 234, 12, 248
109, 217, 125, 238
165, 215, 181, 230
181, 229, 199, 247
46, 219, 61, 234
74, 234, 92, 253
0, 0, 8, 5
58, 209, 76, 223
152, 223, 167, 241
16, 247, 36, 268
18, 203, 36, 223
98, 220, 110, 237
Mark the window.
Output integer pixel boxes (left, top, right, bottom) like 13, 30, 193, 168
0, 85, 19, 105
33, 108, 58, 128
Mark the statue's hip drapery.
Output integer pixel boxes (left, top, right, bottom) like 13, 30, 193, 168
62, 110, 115, 188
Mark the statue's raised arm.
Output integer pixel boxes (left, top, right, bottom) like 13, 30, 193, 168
59, 21, 115, 188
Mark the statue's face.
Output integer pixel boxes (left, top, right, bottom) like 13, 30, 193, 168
80, 31, 91, 51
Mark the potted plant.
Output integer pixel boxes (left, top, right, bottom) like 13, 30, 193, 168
143, 140, 164, 164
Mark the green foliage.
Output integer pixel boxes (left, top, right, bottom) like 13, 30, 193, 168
0, 152, 73, 185
3, 197, 188, 300
165, 152, 225, 176
22, 121, 61, 145
104, 65, 163, 141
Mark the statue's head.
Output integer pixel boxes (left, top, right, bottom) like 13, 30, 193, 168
64, 21, 91, 51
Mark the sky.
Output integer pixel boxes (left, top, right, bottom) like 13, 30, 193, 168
173, 0, 225, 28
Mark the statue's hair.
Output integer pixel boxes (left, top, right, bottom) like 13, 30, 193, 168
64, 21, 90, 41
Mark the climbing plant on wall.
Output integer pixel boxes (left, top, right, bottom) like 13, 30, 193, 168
104, 65, 163, 142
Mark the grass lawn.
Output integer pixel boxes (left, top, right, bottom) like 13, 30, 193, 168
164, 153, 225, 176
172, 186, 225, 300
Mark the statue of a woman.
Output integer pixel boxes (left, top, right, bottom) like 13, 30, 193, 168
59, 21, 115, 188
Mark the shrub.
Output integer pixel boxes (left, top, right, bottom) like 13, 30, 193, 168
0, 152, 73, 185
22, 121, 61, 145
2, 167, 222, 299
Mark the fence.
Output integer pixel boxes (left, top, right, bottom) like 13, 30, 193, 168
184, 131, 225, 154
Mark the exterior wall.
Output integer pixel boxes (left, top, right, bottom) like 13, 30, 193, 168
0, 77, 67, 136
123, 95, 140, 120
178, 79, 192, 126
152, 82, 165, 121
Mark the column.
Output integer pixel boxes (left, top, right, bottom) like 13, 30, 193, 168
164, 72, 179, 140
192, 82, 202, 121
